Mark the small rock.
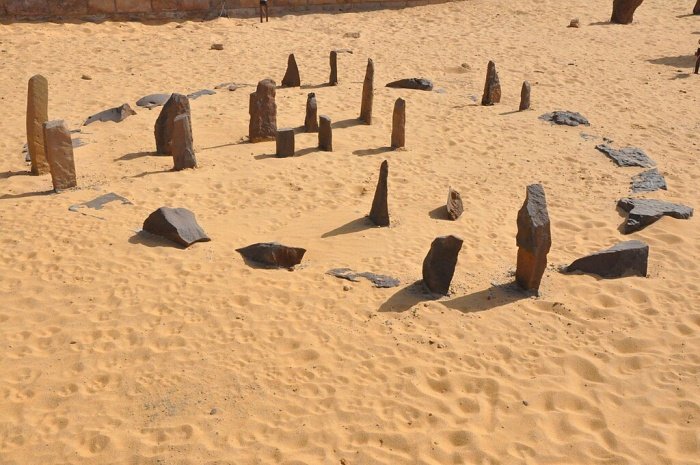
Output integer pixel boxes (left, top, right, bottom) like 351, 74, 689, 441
519, 81, 531, 111
210, 408, 218, 415
236, 242, 306, 269
327, 268, 400, 288
446, 187, 463, 220
142, 207, 211, 248
344, 32, 360, 38
617, 198, 693, 233
568, 18, 580, 28
136, 93, 171, 109
566, 240, 648, 278
187, 89, 216, 100
385, 78, 433, 91
83, 103, 136, 126
539, 111, 589, 127
211, 43, 224, 50
318, 115, 333, 152
343, 285, 351, 291
631, 168, 667, 193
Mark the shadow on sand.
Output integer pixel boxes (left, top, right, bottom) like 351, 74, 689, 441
322, 216, 374, 238
353, 146, 393, 156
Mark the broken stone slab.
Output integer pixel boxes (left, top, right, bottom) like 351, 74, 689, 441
368, 160, 389, 227
69, 193, 132, 212
539, 111, 590, 127
236, 242, 306, 269
187, 89, 216, 100
516, 184, 552, 292
305, 93, 319, 133
422, 235, 464, 295
43, 120, 77, 192
481, 61, 501, 106
172, 114, 197, 170
566, 240, 648, 278
359, 58, 374, 124
595, 144, 655, 168
329, 51, 338, 86
155, 93, 191, 155
326, 268, 400, 288
391, 98, 405, 149
27, 74, 50, 175
617, 198, 693, 233
249, 79, 277, 143
631, 168, 667, 193
84, 103, 136, 126
385, 78, 433, 91
318, 115, 333, 151
136, 93, 171, 109
519, 81, 531, 111
142, 207, 210, 248
446, 187, 463, 220
281, 54, 301, 87
276, 128, 295, 158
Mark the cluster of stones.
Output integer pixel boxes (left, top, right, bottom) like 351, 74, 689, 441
478, 60, 531, 111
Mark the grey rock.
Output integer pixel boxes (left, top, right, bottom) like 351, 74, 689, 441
595, 144, 655, 168
281, 54, 301, 87
236, 242, 306, 268
359, 58, 374, 124
136, 93, 171, 109
318, 115, 332, 151
142, 207, 210, 248
617, 198, 693, 233
631, 168, 667, 193
385, 78, 433, 91
83, 103, 136, 126
369, 160, 389, 227
422, 235, 464, 295
516, 184, 551, 291
446, 187, 463, 220
276, 128, 295, 158
326, 268, 400, 288
43, 120, 77, 192
481, 61, 501, 106
155, 94, 191, 155
539, 111, 590, 127
566, 240, 648, 278
187, 89, 216, 100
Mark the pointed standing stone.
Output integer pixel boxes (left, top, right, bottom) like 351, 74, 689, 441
446, 187, 463, 220
42, 120, 77, 192
155, 93, 190, 155
481, 61, 501, 106
249, 79, 277, 143
519, 81, 531, 111
368, 160, 389, 226
515, 184, 551, 292
305, 93, 319, 133
329, 50, 338, 86
422, 235, 464, 295
276, 128, 295, 158
391, 98, 406, 149
27, 75, 50, 175
359, 58, 374, 124
172, 114, 197, 170
318, 115, 333, 152
281, 54, 301, 87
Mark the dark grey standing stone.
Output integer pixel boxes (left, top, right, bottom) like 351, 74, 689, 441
385, 78, 433, 91
281, 54, 301, 87
446, 187, 463, 220
43, 120, 77, 192
481, 61, 501, 106
422, 235, 464, 295
136, 93, 172, 109
595, 144, 655, 168
329, 50, 338, 86
318, 115, 333, 152
236, 242, 306, 268
305, 93, 319, 133
368, 160, 389, 227
172, 114, 197, 171
142, 207, 210, 248
359, 58, 374, 124
566, 240, 649, 278
154, 93, 190, 155
519, 81, 531, 111
276, 128, 295, 158
391, 98, 406, 149
617, 198, 693, 233
631, 168, 667, 193
27, 74, 50, 175
249, 79, 277, 143
515, 184, 552, 292
539, 111, 590, 127
326, 268, 400, 288
83, 103, 136, 126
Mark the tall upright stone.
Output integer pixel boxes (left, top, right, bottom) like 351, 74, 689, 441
281, 54, 301, 87
368, 160, 389, 226
276, 128, 295, 158
155, 93, 190, 155
42, 120, 77, 192
515, 184, 551, 292
481, 60, 501, 106
611, 0, 644, 24
318, 115, 333, 152
519, 81, 531, 111
172, 114, 197, 171
305, 93, 319, 133
391, 98, 406, 149
249, 79, 277, 143
27, 75, 50, 175
359, 58, 374, 124
329, 50, 338, 86
422, 235, 464, 295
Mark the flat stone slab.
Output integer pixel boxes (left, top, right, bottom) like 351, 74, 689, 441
236, 242, 306, 269
595, 144, 655, 168
69, 192, 132, 212
385, 78, 434, 91
142, 207, 211, 248
631, 168, 667, 193
539, 111, 590, 127
187, 89, 216, 100
566, 240, 648, 278
326, 268, 400, 288
84, 103, 136, 126
136, 93, 172, 109
617, 198, 693, 233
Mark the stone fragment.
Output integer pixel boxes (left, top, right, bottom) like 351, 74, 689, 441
136, 93, 171, 109
566, 240, 648, 278
539, 111, 590, 126
84, 103, 136, 126
568, 18, 580, 28
391, 98, 406, 149
155, 93, 191, 155
631, 168, 667, 193
481, 61, 501, 106
276, 128, 295, 158
344, 32, 360, 38
515, 184, 552, 292
611, 0, 644, 24
172, 114, 197, 170
211, 43, 224, 50
281, 54, 301, 87
187, 89, 215, 100
617, 198, 693, 233
329, 50, 338, 86
695, 0, 700, 14
595, 144, 655, 168
236, 242, 306, 268
27, 74, 50, 175
43, 120, 77, 192
249, 79, 277, 142
385, 78, 433, 91
318, 115, 333, 151
519, 81, 531, 111
359, 58, 374, 124
305, 93, 319, 133
142, 207, 210, 248
326, 268, 400, 288
422, 235, 464, 295
81, 74, 92, 80
446, 187, 463, 220
368, 160, 389, 227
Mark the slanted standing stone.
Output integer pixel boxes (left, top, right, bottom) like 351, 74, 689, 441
43, 120, 77, 192
368, 160, 389, 226
276, 128, 295, 158
481, 60, 501, 106
329, 51, 338, 86
515, 184, 551, 292
281, 54, 301, 87
27, 74, 50, 175
143, 207, 210, 248
249, 79, 277, 142
391, 98, 406, 149
422, 235, 464, 295
446, 187, 463, 220
566, 240, 648, 278
172, 114, 197, 170
305, 93, 319, 133
359, 58, 374, 124
155, 93, 190, 155
318, 115, 333, 152
519, 81, 531, 111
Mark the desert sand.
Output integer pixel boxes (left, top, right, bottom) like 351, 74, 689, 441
0, 0, 699, 464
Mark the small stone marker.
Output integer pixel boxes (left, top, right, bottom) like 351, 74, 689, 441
385, 78, 433, 91
595, 144, 655, 168
305, 93, 319, 133
391, 98, 406, 149
566, 240, 648, 278
236, 242, 306, 268
359, 58, 374, 124
211, 43, 224, 50
568, 18, 580, 28
142, 207, 210, 248
519, 81, 531, 111
43, 120, 77, 192
249, 79, 277, 142
422, 235, 464, 295
329, 51, 338, 86
172, 114, 197, 170
276, 129, 295, 158
155, 94, 190, 155
515, 184, 551, 292
281, 54, 301, 87
617, 198, 693, 233
631, 168, 667, 193
27, 74, 50, 175
318, 115, 333, 151
446, 187, 463, 220
369, 160, 389, 227
481, 60, 501, 106
83, 103, 136, 126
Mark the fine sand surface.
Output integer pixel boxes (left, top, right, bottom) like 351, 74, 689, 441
1, 1, 699, 464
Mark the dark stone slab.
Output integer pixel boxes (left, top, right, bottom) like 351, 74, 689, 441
249, 79, 277, 143
422, 235, 464, 295
83, 103, 136, 126
595, 144, 655, 168
236, 242, 306, 269
136, 93, 171, 109
519, 81, 531, 111
326, 268, 400, 288
631, 168, 667, 193
276, 128, 295, 158
69, 193, 132, 213
446, 187, 463, 220
281, 54, 301, 87
391, 98, 405, 149
369, 160, 389, 227
617, 198, 693, 233
359, 58, 374, 124
172, 114, 197, 170
305, 93, 319, 133
566, 240, 648, 278
385, 78, 433, 91
481, 61, 501, 106
155, 93, 191, 155
318, 115, 333, 151
142, 207, 210, 248
187, 89, 216, 100
539, 111, 590, 127
516, 184, 551, 291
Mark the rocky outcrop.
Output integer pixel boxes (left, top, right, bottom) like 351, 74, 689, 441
539, 111, 589, 126
595, 144, 655, 168
631, 168, 666, 192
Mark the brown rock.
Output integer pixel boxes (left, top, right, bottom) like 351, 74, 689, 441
42, 120, 77, 192
481, 60, 501, 106
305, 93, 319, 133
568, 18, 580, 28
611, 0, 644, 24
329, 50, 338, 86
142, 207, 210, 248
172, 114, 197, 171
391, 97, 405, 149
359, 58, 374, 124
519, 81, 531, 111
318, 115, 332, 152
248, 79, 277, 143
155, 93, 190, 155
83, 103, 136, 126
515, 184, 551, 292
446, 187, 463, 220
236, 242, 306, 269
281, 54, 301, 87
26, 74, 50, 175
276, 128, 295, 158
422, 235, 463, 295
695, 0, 700, 14
368, 160, 389, 227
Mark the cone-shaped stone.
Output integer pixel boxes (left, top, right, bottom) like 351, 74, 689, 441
481, 61, 501, 106
391, 98, 406, 149
249, 79, 277, 143
155, 93, 190, 155
237, 242, 306, 269
519, 81, 531, 111
566, 240, 648, 278
142, 207, 210, 248
172, 114, 197, 171
27, 74, 50, 175
329, 50, 338, 86
359, 58, 374, 124
515, 184, 551, 291
281, 54, 301, 87
369, 160, 389, 226
446, 187, 463, 220
318, 115, 333, 152
611, 0, 644, 24
422, 235, 463, 295
43, 120, 77, 192
276, 128, 295, 158
305, 93, 319, 133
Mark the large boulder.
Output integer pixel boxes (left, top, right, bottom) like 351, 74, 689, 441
236, 242, 306, 268
154, 93, 190, 155
566, 240, 648, 278
617, 198, 693, 233
142, 207, 210, 248
281, 54, 301, 87
43, 120, 77, 192
249, 79, 277, 142
515, 184, 552, 292
368, 160, 389, 226
422, 235, 464, 295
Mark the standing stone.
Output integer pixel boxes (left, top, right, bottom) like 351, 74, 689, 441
281, 54, 301, 87
446, 187, 463, 220
42, 120, 77, 192
515, 184, 551, 292
391, 98, 406, 149
359, 58, 374, 124
611, 0, 644, 24
276, 128, 295, 158
318, 115, 333, 152
368, 160, 389, 226
305, 93, 319, 133
27, 75, 50, 175
422, 235, 464, 295
519, 81, 531, 111
172, 114, 197, 171
155, 93, 190, 155
249, 79, 277, 143
481, 60, 501, 106
329, 50, 338, 86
